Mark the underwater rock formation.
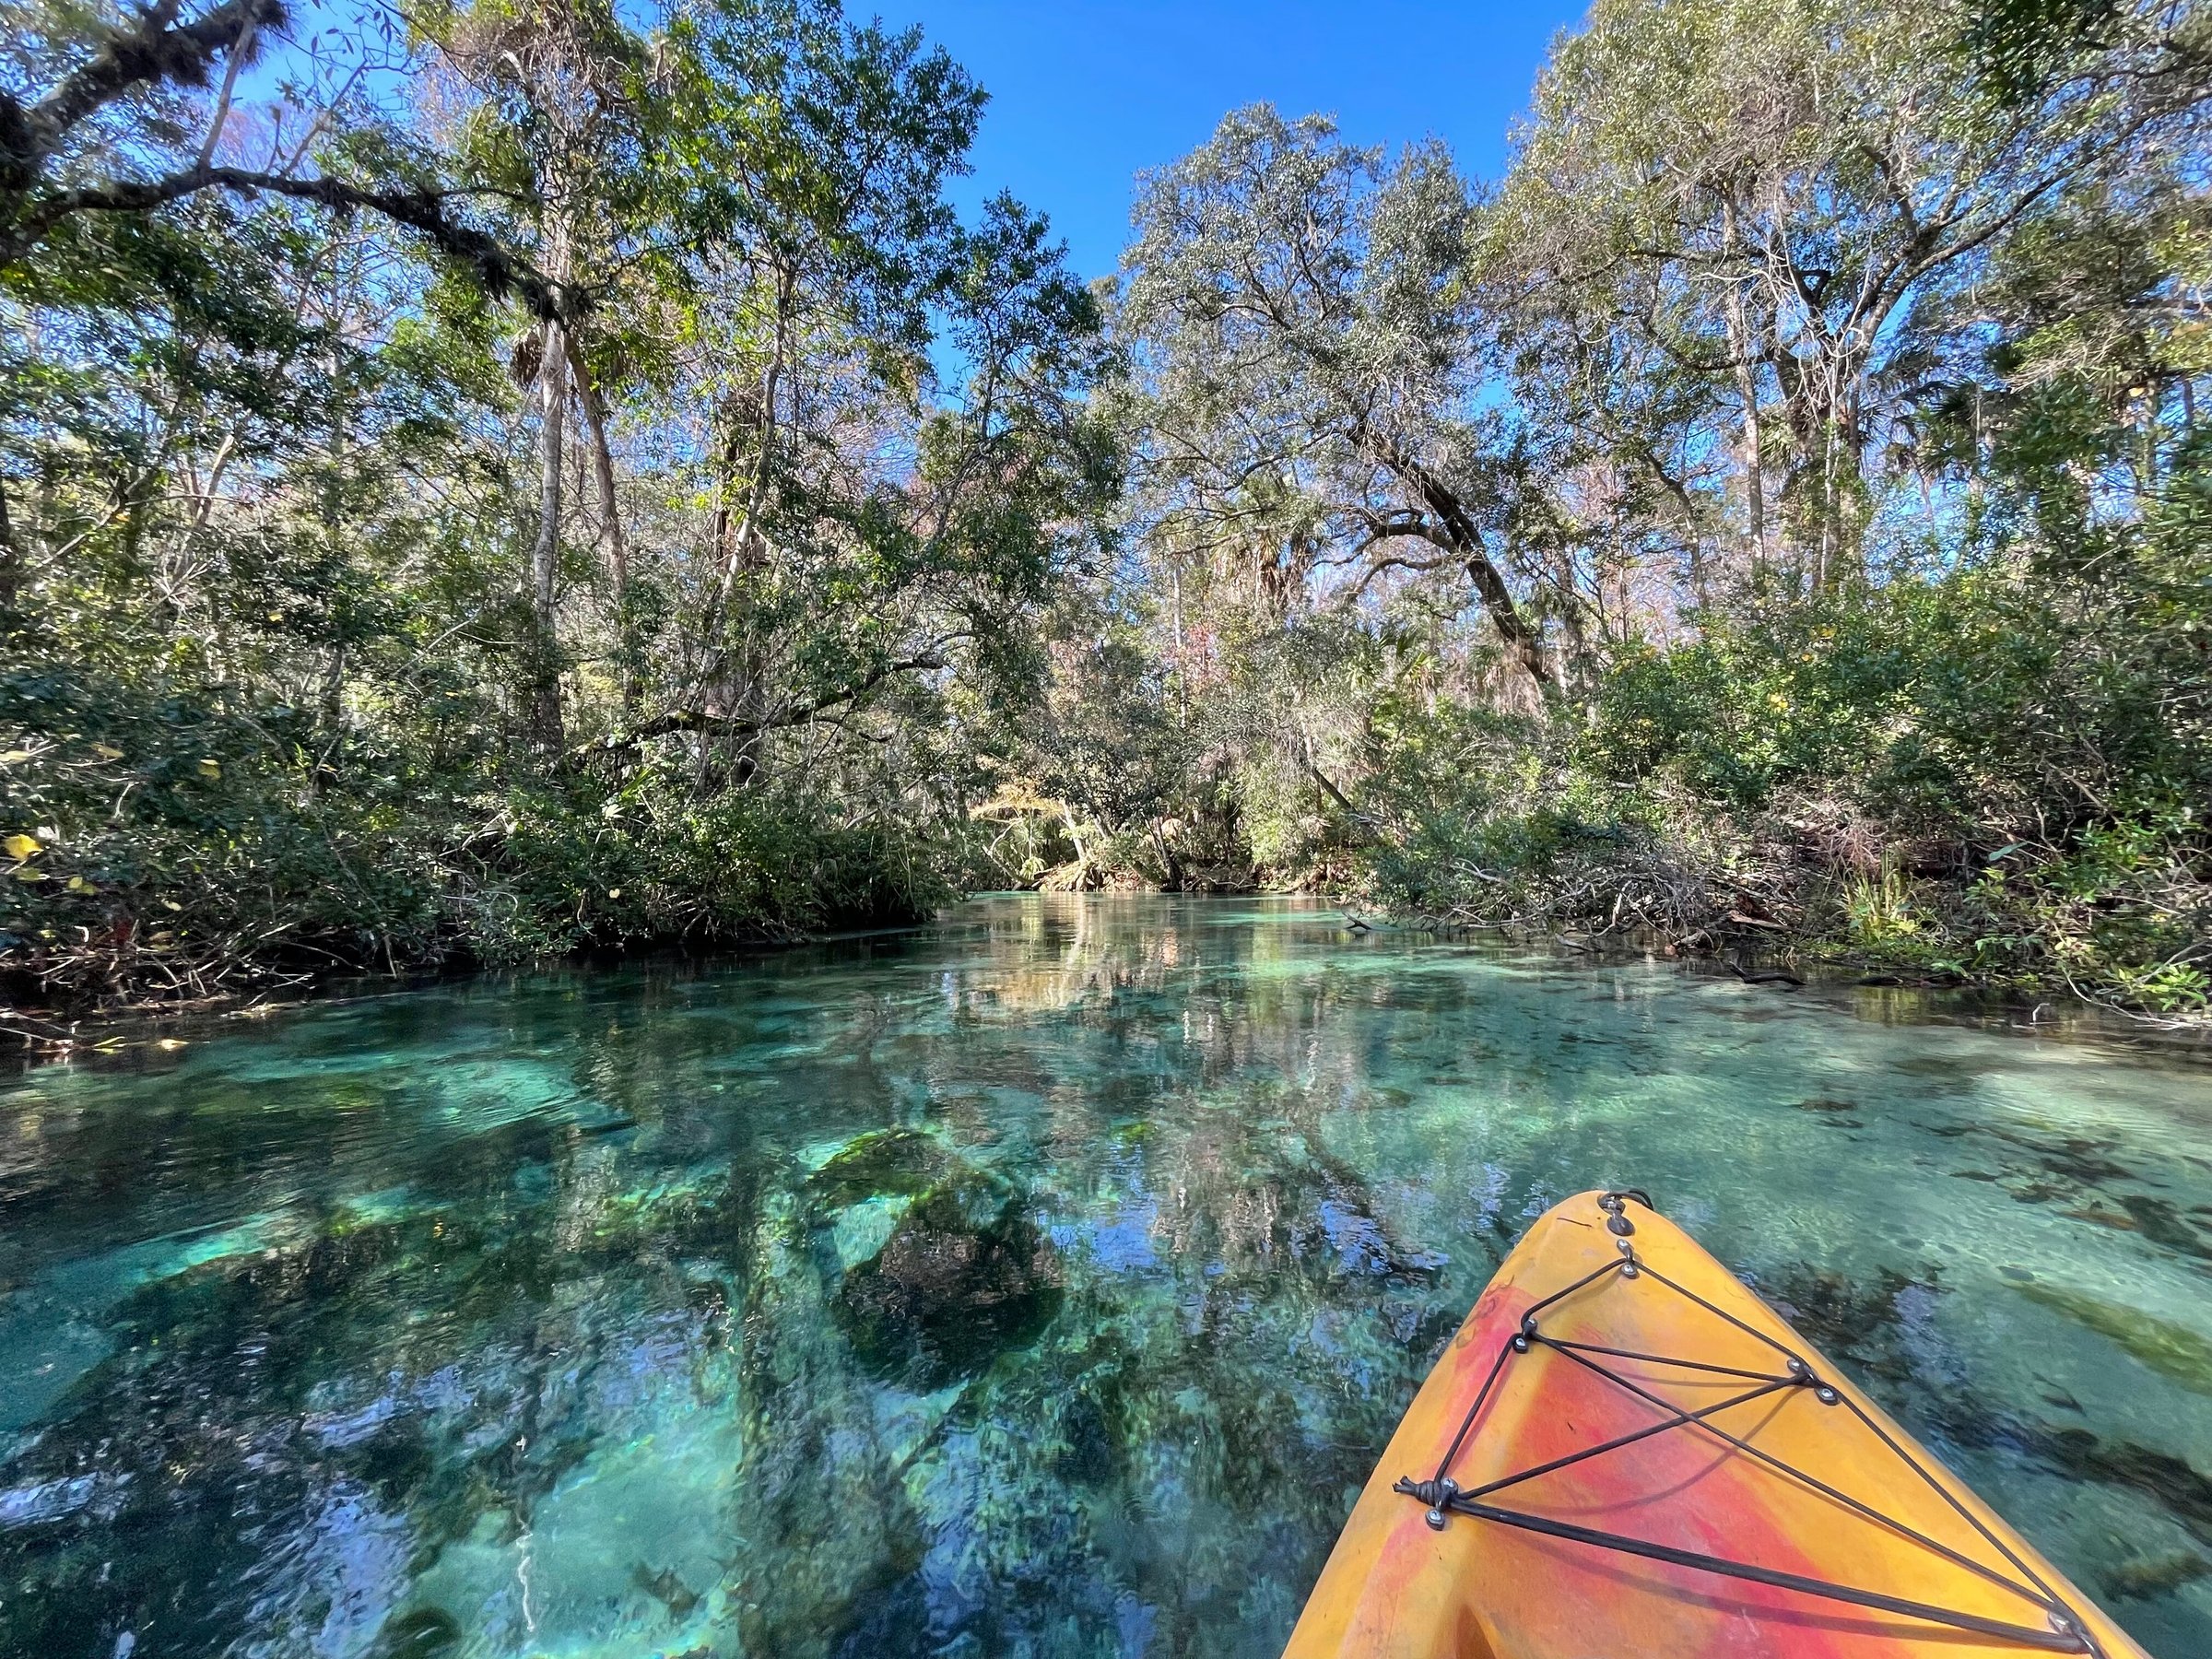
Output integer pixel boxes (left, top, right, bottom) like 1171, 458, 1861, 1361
834, 1167, 1065, 1387
730, 1198, 930, 1659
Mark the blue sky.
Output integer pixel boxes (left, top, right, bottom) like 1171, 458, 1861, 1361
868, 1, 1593, 282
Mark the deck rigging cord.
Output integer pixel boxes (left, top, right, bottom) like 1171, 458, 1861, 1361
1392, 1190, 2107, 1656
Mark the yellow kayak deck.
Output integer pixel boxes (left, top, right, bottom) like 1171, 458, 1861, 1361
1283, 1190, 2146, 1659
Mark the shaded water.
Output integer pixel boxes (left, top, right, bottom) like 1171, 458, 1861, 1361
4, 895, 2212, 1658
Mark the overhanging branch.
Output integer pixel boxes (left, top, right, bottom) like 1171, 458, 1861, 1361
0, 0, 577, 320
567, 653, 948, 766
0, 0, 288, 195
5, 165, 580, 320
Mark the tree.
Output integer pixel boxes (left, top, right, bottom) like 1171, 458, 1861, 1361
567, 0, 1116, 785
425, 0, 652, 751
0, 0, 572, 310
0, 0, 1115, 1008
1488, 0, 2212, 588
1116, 107, 1555, 694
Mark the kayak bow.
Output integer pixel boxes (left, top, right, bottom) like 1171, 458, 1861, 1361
1284, 1189, 2146, 1659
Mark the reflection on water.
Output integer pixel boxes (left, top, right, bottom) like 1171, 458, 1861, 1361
2, 894, 2211, 1657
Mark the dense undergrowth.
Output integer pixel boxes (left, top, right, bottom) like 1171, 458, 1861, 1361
976, 458, 2212, 1018
0, 665, 955, 1012
1356, 547, 2212, 1015
994, 547, 2212, 1018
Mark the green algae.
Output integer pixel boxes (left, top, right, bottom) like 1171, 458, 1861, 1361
2019, 1281, 2212, 1398
804, 1125, 956, 1206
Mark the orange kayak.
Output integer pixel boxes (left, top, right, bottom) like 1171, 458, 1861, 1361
1284, 1190, 2146, 1659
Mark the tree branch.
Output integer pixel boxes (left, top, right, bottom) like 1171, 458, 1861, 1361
568, 653, 949, 765
0, 0, 288, 195
4, 165, 579, 319
1368, 438, 1555, 689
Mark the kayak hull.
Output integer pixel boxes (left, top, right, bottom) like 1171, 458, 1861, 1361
1282, 1190, 2146, 1659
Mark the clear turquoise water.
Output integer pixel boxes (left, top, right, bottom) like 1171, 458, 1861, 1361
3, 894, 2212, 1658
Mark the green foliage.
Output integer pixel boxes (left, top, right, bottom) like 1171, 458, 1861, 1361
0, 650, 952, 1003
5, 0, 2207, 1027
1065, 0, 2211, 1018
475, 779, 952, 964
0, 663, 453, 1001
1962, 0, 2125, 106
0, 0, 1100, 1012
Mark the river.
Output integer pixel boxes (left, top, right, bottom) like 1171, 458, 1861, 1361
2, 894, 2209, 1657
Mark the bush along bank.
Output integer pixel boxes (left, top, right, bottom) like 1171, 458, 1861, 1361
1348, 572, 2211, 1022
0, 683, 955, 1018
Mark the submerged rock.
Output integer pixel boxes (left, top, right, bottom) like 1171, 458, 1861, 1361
374, 1606, 460, 1659
1759, 1263, 1942, 1385
834, 1170, 1064, 1386
730, 1202, 929, 1659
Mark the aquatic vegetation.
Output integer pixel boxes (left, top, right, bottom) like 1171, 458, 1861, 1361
2106, 1552, 2212, 1603
1757, 1264, 1948, 1387
2035, 1429, 2212, 1547
805, 1127, 959, 1208
2018, 1283, 2212, 1398
1, 897, 2210, 1656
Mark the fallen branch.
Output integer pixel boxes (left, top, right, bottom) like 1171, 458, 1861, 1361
1722, 959, 1806, 988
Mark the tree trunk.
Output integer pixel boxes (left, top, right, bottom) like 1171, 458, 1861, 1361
1773, 323, 1869, 594
1720, 201, 1767, 569
319, 641, 347, 748
1394, 454, 1553, 692
525, 314, 569, 753
0, 476, 18, 618
568, 336, 634, 719
1803, 385, 1859, 594
1553, 557, 1599, 702
707, 288, 791, 787
710, 288, 788, 621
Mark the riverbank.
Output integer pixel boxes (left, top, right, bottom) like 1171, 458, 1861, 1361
1, 767, 956, 1033
0, 920, 942, 1061
1361, 806, 2212, 1037
13, 888, 2206, 1072
998, 806, 2211, 1031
